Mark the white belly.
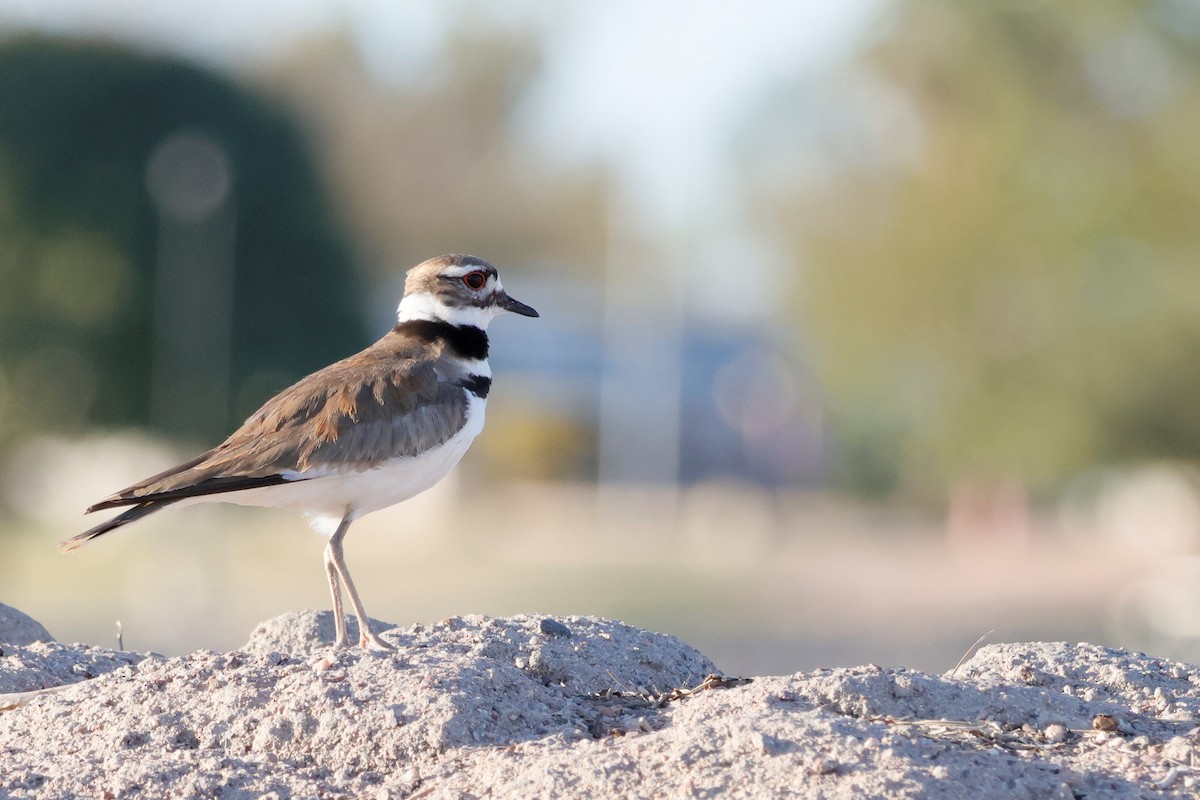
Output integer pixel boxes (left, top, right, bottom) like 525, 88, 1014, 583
215, 395, 486, 536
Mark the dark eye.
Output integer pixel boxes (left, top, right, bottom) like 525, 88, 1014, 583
462, 271, 487, 290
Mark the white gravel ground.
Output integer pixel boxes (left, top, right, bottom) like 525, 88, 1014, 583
2, 606, 1199, 798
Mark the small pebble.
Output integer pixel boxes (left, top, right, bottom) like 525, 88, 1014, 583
807, 757, 838, 776
1162, 735, 1193, 762
539, 618, 571, 638
310, 655, 337, 672
1043, 724, 1069, 744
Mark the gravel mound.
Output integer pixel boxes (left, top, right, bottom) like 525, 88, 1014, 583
1, 608, 1198, 798
0, 602, 54, 646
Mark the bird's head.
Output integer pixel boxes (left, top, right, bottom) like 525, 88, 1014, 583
397, 254, 538, 327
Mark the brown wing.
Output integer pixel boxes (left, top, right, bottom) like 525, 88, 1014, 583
88, 333, 469, 512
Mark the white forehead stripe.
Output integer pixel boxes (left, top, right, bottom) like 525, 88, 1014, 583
432, 261, 494, 279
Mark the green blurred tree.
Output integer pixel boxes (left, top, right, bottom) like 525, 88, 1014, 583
0, 35, 366, 445
746, 1, 1200, 499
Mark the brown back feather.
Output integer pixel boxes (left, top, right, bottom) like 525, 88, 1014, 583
94, 328, 471, 508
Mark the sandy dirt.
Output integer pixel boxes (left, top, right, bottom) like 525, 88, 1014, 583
2, 606, 1199, 798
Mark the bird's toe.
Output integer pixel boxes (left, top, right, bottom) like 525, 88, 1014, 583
360, 631, 396, 651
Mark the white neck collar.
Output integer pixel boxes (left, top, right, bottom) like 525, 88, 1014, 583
397, 293, 501, 329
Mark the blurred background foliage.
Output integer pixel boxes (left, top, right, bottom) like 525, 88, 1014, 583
746, 1, 1200, 498
0, 1, 1197, 504
0, 36, 368, 444
261, 26, 608, 281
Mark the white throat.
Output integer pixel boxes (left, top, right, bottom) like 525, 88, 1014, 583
396, 293, 502, 329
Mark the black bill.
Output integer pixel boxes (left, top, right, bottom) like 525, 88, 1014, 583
499, 293, 539, 317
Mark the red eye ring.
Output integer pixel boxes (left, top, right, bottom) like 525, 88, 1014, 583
462, 271, 487, 290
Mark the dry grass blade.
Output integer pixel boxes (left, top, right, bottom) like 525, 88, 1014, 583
0, 683, 82, 712
947, 630, 994, 679
589, 673, 753, 709
660, 674, 753, 704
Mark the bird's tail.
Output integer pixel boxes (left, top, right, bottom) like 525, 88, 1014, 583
58, 502, 163, 553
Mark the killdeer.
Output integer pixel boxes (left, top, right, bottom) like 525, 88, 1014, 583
59, 255, 538, 650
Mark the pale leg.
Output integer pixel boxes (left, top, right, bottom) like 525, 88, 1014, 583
323, 532, 349, 648
326, 514, 394, 651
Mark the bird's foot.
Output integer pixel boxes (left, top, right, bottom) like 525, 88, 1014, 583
359, 628, 396, 651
